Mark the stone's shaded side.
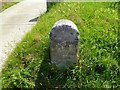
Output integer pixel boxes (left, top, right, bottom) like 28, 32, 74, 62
50, 19, 80, 68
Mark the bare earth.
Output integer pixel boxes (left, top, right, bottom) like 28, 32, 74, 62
0, 0, 47, 72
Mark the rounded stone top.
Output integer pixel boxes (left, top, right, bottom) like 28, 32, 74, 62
50, 19, 80, 43
52, 19, 79, 32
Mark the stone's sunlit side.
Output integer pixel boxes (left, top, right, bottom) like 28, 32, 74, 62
50, 19, 80, 68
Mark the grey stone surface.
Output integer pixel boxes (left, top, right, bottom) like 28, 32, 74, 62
50, 19, 80, 68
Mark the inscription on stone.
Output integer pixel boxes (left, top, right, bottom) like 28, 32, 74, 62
50, 19, 80, 68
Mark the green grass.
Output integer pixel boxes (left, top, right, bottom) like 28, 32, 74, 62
2, 2, 120, 88
0, 2, 17, 12
0, 74, 2, 90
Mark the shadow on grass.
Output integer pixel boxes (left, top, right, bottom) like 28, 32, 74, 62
35, 47, 72, 88
47, 2, 58, 12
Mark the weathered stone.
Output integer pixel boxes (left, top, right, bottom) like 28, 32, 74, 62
50, 19, 80, 68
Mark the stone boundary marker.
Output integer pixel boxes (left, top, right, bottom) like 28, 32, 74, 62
50, 19, 80, 68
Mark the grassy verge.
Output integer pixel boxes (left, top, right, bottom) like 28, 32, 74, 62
2, 2, 120, 88
0, 2, 18, 12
